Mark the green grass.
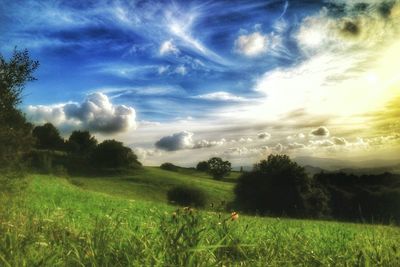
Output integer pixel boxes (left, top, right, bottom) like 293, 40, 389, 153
67, 167, 237, 205
1, 174, 400, 266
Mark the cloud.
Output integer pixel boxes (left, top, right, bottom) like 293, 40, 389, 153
257, 132, 271, 139
310, 126, 330, 137
159, 40, 179, 55
27, 93, 136, 134
175, 65, 187, 75
235, 32, 268, 56
155, 131, 194, 151
332, 137, 347, 145
192, 91, 247, 102
288, 142, 306, 150
193, 138, 226, 149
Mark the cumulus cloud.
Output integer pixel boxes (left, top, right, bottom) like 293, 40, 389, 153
159, 40, 179, 55
27, 92, 136, 133
235, 32, 268, 56
257, 132, 271, 139
155, 131, 194, 151
192, 91, 247, 102
310, 126, 330, 137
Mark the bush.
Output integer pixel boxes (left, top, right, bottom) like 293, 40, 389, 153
167, 185, 207, 207
160, 162, 179, 171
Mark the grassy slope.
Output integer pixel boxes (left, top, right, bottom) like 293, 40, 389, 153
1, 175, 400, 266
68, 167, 239, 205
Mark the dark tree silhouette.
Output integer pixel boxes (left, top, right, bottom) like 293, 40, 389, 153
32, 123, 65, 150
234, 154, 312, 216
207, 157, 231, 180
67, 130, 97, 155
91, 139, 140, 169
196, 161, 209, 172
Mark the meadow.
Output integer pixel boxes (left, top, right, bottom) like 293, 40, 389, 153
1, 170, 399, 266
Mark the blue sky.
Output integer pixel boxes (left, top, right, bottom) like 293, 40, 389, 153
2, 0, 400, 166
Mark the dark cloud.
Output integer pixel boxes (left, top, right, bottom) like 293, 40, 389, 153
310, 126, 330, 137
155, 131, 194, 151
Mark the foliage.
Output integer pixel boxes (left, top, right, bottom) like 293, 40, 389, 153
167, 185, 207, 207
314, 172, 400, 223
32, 123, 65, 150
160, 162, 179, 171
0, 49, 38, 170
91, 139, 141, 169
67, 130, 97, 156
234, 154, 315, 217
196, 161, 210, 172
207, 157, 231, 180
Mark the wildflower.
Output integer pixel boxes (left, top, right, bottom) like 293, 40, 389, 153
230, 212, 239, 221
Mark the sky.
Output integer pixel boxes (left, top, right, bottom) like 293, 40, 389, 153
1, 0, 400, 167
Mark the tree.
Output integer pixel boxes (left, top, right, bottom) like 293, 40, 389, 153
67, 130, 97, 156
0, 49, 38, 169
91, 139, 141, 169
207, 157, 231, 180
32, 123, 65, 150
196, 161, 209, 172
234, 154, 313, 217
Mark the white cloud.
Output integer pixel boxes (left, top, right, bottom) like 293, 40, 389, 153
27, 93, 136, 134
158, 65, 170, 74
175, 65, 187, 75
193, 138, 226, 149
159, 40, 179, 55
192, 91, 247, 102
235, 32, 268, 56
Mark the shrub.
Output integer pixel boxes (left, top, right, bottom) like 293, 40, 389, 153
167, 185, 207, 207
160, 162, 179, 171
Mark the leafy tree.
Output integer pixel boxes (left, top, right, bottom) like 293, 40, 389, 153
67, 130, 97, 155
234, 154, 313, 217
91, 139, 141, 169
207, 157, 231, 180
0, 49, 38, 169
32, 123, 65, 150
196, 161, 209, 172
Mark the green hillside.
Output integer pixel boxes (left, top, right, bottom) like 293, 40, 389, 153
68, 167, 239, 205
1, 174, 399, 266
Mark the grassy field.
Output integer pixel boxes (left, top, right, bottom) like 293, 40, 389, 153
1, 173, 400, 266
67, 167, 239, 205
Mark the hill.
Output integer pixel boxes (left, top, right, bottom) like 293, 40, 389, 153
67, 166, 239, 206
1, 174, 399, 266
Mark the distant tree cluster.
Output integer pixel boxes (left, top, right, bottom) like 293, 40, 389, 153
234, 154, 400, 223
29, 123, 141, 175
